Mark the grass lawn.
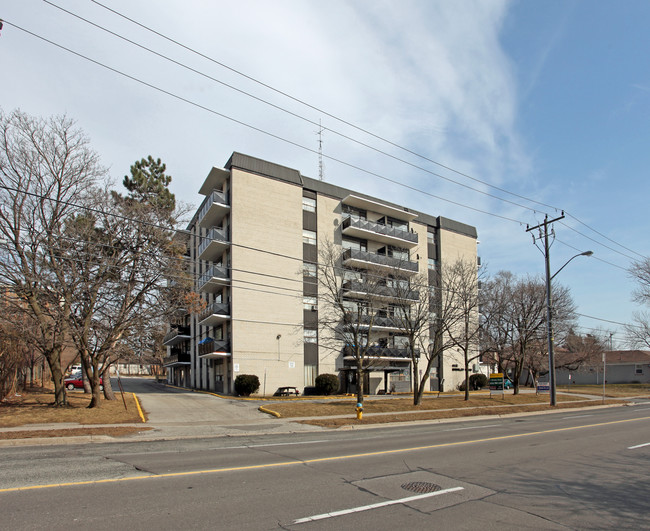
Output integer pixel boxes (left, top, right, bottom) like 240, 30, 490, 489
264, 392, 626, 428
0, 386, 150, 440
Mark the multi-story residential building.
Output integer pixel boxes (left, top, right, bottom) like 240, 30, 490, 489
164, 153, 478, 395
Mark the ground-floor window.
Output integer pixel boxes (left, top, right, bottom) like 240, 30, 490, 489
305, 364, 317, 386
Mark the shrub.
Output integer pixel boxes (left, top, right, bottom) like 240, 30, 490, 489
234, 374, 260, 396
315, 373, 340, 395
469, 373, 488, 390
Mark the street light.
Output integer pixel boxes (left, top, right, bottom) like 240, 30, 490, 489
546, 250, 593, 406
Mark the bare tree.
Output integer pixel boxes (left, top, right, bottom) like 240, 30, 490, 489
317, 241, 393, 406
626, 258, 650, 349
59, 160, 188, 407
388, 271, 434, 405
439, 259, 482, 401
0, 109, 104, 405
480, 271, 576, 394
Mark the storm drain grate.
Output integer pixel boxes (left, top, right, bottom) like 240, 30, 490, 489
401, 481, 441, 494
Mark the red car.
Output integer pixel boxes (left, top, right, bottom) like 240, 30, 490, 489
64, 375, 103, 391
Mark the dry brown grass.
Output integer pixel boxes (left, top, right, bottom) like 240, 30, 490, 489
0, 427, 150, 440
0, 386, 146, 437
560, 384, 650, 398
267, 393, 569, 418
299, 400, 621, 428
264, 392, 625, 428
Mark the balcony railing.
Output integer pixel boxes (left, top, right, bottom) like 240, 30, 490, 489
342, 248, 418, 274
198, 339, 231, 357
198, 264, 230, 291
344, 345, 418, 360
342, 280, 419, 302
342, 216, 417, 246
163, 326, 191, 346
198, 227, 229, 259
198, 190, 229, 227
343, 312, 408, 331
165, 351, 191, 365
198, 300, 230, 325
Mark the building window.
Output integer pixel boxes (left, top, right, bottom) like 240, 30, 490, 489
304, 329, 317, 343
428, 258, 439, 270
342, 204, 366, 221
303, 296, 317, 310
342, 237, 367, 252
384, 216, 408, 231
635, 364, 643, 374
302, 196, 316, 212
303, 262, 317, 277
427, 231, 436, 245
304, 364, 317, 387
302, 229, 317, 245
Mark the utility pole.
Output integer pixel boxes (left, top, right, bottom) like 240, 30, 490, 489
527, 212, 565, 406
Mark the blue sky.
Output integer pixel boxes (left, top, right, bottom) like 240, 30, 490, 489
1, 0, 649, 346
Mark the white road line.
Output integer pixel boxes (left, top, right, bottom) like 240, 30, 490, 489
628, 442, 650, 450
217, 440, 328, 450
562, 414, 593, 419
444, 424, 500, 432
632, 407, 650, 411
292, 486, 464, 524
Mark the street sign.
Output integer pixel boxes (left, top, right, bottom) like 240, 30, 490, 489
537, 381, 550, 393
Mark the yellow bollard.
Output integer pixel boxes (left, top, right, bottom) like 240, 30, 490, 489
356, 402, 363, 420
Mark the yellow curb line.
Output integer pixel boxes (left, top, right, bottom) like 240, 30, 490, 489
258, 406, 281, 418
132, 393, 146, 423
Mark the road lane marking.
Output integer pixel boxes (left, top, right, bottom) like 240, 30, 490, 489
292, 486, 464, 524
628, 442, 650, 449
1, 415, 648, 494
562, 415, 593, 419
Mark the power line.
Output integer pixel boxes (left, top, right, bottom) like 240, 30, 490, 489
84, 0, 648, 262
6, 19, 526, 224
6, 15, 646, 267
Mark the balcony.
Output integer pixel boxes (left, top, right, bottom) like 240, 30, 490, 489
198, 190, 230, 228
342, 280, 419, 303
342, 194, 418, 222
198, 339, 231, 358
163, 326, 191, 346
343, 312, 405, 332
198, 264, 230, 292
164, 351, 191, 366
342, 216, 418, 248
342, 248, 418, 275
198, 227, 229, 261
343, 345, 418, 361
198, 300, 231, 327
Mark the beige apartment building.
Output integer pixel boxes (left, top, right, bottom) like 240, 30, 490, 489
164, 153, 479, 396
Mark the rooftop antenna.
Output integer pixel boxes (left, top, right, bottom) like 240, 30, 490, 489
317, 119, 324, 181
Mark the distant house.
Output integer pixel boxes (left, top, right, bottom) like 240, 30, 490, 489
556, 350, 650, 385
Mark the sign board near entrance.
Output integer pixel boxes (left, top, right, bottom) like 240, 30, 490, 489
537, 381, 550, 393
489, 373, 504, 395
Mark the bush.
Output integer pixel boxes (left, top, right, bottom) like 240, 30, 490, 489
458, 373, 489, 391
234, 374, 260, 396
315, 373, 340, 395
469, 373, 488, 390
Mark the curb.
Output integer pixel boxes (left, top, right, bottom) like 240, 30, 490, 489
258, 405, 281, 418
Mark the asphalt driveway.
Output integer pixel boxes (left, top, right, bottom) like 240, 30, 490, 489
116, 377, 321, 439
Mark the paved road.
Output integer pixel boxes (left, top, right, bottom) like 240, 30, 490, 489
0, 402, 648, 529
